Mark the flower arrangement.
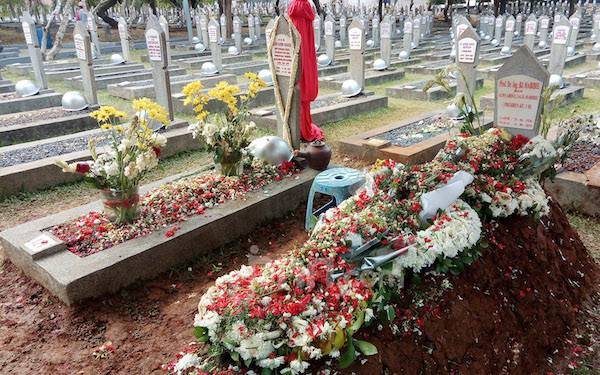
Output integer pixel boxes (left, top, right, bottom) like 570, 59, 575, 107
55, 99, 170, 224
165, 126, 583, 374
183, 73, 267, 176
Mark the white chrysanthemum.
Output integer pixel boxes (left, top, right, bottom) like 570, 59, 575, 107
257, 356, 285, 369
236, 333, 275, 361
173, 353, 201, 374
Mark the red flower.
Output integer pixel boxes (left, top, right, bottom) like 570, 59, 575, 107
75, 163, 90, 174
410, 202, 422, 213
165, 226, 180, 238
509, 134, 529, 151
153, 146, 162, 157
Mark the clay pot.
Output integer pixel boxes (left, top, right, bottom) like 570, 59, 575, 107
297, 141, 332, 171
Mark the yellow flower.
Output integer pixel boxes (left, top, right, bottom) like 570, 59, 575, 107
243, 72, 267, 100
132, 97, 170, 126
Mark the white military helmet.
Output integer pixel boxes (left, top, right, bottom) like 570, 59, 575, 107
340, 79, 361, 97
61, 91, 89, 112
15, 79, 40, 97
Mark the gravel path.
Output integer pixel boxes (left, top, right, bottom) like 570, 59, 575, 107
0, 108, 91, 128
371, 116, 458, 147
0, 132, 109, 168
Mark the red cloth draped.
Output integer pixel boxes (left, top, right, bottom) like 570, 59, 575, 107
288, 0, 324, 142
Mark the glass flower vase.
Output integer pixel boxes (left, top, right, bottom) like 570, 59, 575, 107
219, 151, 243, 177
101, 187, 140, 225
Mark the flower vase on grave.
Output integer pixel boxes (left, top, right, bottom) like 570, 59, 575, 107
101, 187, 140, 225
219, 150, 244, 176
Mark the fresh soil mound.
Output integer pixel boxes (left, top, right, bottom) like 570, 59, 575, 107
343, 199, 599, 374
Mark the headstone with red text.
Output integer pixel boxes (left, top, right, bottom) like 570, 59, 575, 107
380, 16, 391, 67
567, 10, 581, 56
208, 19, 222, 70
491, 15, 504, 46
21, 12, 47, 90
348, 19, 366, 91
267, 16, 301, 150
548, 14, 571, 78
494, 46, 549, 138
146, 15, 173, 120
456, 26, 480, 108
524, 14, 537, 51
501, 15, 516, 54
84, 11, 102, 58
73, 21, 98, 105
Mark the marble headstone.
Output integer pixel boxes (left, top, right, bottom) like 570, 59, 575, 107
73, 21, 98, 105
146, 15, 174, 120
348, 19, 366, 90
21, 12, 47, 90
494, 46, 549, 138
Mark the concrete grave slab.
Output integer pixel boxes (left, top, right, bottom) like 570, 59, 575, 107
0, 167, 319, 304
107, 74, 237, 100
318, 69, 405, 90
250, 92, 388, 131
386, 78, 484, 101
45, 62, 146, 80
0, 121, 196, 196
65, 67, 187, 90
546, 160, 600, 216
0, 106, 99, 146
339, 111, 493, 164
0, 92, 63, 116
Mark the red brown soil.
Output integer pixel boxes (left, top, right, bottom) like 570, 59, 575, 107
0, 199, 598, 374
345, 200, 599, 374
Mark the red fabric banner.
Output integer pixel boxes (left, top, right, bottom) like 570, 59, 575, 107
288, 0, 324, 142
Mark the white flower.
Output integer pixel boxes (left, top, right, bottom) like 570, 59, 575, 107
286, 359, 310, 374
154, 133, 167, 148
365, 308, 375, 323
173, 353, 201, 374
104, 161, 119, 177
257, 356, 285, 369
117, 138, 130, 153
194, 311, 221, 341
236, 333, 275, 361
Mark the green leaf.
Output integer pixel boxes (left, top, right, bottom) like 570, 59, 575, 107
230, 351, 240, 362
354, 339, 378, 356
349, 309, 365, 334
384, 305, 396, 322
310, 214, 318, 229
338, 333, 356, 369
261, 368, 273, 375
193, 326, 208, 342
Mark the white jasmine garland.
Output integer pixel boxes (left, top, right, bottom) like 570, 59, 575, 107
393, 200, 482, 273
